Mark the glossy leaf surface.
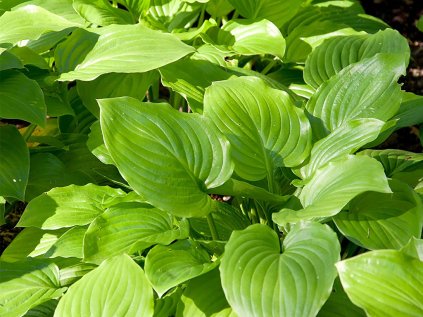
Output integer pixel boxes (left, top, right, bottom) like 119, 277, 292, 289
220, 223, 340, 317
337, 245, 423, 317
59, 24, 195, 81
334, 179, 423, 250
84, 203, 189, 263
18, 184, 126, 229
99, 97, 233, 217
204, 76, 311, 182
273, 156, 391, 225
54, 254, 154, 317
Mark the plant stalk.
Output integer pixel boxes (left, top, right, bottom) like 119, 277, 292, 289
206, 213, 219, 240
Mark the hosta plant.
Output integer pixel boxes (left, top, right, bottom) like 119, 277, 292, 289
1, 0, 423, 316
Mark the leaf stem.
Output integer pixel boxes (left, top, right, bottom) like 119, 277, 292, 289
22, 123, 37, 142
197, 4, 206, 27
261, 59, 277, 75
206, 213, 219, 240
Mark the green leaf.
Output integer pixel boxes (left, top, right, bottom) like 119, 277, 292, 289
0, 125, 29, 200
0, 227, 66, 262
59, 24, 195, 81
159, 57, 233, 113
393, 92, 423, 129
87, 121, 114, 165
318, 279, 365, 317
77, 72, 157, 117
45, 226, 87, 259
0, 50, 24, 71
273, 156, 392, 225
73, 0, 134, 26
0, 70, 46, 126
299, 118, 386, 179
333, 179, 423, 250
99, 97, 233, 217
417, 15, 423, 32
0, 4, 79, 45
306, 53, 405, 138
145, 240, 218, 297
17, 184, 126, 229
54, 254, 154, 317
304, 29, 409, 88
208, 18, 285, 59
206, 0, 234, 17
176, 268, 236, 317
357, 149, 423, 177
155, 287, 183, 317
228, 0, 303, 28
220, 222, 340, 317
25, 299, 58, 317
84, 203, 189, 264
0, 196, 5, 226
0, 260, 65, 317
204, 76, 311, 183
337, 247, 423, 317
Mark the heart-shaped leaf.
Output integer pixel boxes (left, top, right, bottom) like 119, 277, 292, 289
18, 184, 126, 229
337, 243, 423, 317
59, 24, 195, 81
0, 260, 66, 317
54, 254, 154, 317
304, 29, 409, 88
0, 125, 29, 200
145, 240, 218, 297
99, 97, 233, 217
84, 203, 189, 264
333, 179, 423, 250
220, 222, 340, 317
305, 53, 405, 138
203, 76, 311, 184
273, 155, 391, 225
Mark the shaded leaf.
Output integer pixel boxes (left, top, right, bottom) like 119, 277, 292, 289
333, 179, 423, 250
0, 70, 46, 126
145, 240, 218, 297
0, 125, 29, 200
73, 0, 134, 26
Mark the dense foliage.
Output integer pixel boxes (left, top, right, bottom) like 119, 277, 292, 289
1, 0, 423, 316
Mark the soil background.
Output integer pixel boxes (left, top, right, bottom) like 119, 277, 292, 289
0, 0, 422, 252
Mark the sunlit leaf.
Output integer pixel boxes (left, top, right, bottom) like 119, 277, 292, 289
99, 97, 233, 217
220, 222, 340, 317
54, 254, 154, 317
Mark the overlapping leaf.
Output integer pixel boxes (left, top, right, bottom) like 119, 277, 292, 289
18, 184, 126, 229
0, 4, 79, 45
145, 240, 217, 297
0, 70, 46, 126
306, 53, 405, 138
99, 97, 233, 217
304, 29, 409, 88
59, 24, 195, 81
337, 242, 423, 317
334, 179, 423, 250
84, 203, 189, 263
73, 0, 134, 26
220, 222, 340, 317
54, 254, 154, 317
0, 125, 29, 200
299, 118, 386, 179
203, 76, 311, 183
0, 260, 65, 317
273, 155, 392, 225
